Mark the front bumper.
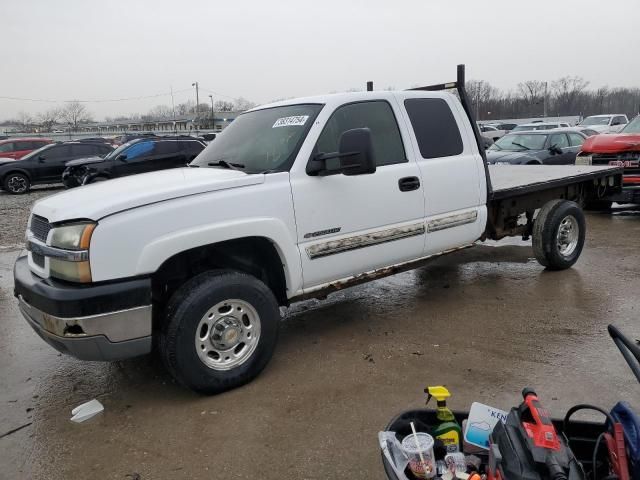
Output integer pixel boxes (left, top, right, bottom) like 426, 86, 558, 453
14, 255, 152, 361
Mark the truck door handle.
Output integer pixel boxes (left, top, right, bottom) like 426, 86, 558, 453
398, 176, 420, 192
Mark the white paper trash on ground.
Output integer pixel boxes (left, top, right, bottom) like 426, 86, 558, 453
70, 399, 104, 423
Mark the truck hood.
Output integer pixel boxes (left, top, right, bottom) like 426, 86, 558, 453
581, 133, 640, 154
32, 167, 265, 223
65, 155, 105, 167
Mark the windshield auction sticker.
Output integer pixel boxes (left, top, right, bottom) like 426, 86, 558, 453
272, 115, 309, 128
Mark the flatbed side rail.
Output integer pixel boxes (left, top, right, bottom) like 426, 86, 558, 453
408, 64, 493, 199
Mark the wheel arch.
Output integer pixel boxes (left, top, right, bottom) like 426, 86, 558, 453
150, 236, 291, 308
1, 168, 32, 183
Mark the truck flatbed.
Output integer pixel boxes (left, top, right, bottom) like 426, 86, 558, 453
489, 165, 623, 200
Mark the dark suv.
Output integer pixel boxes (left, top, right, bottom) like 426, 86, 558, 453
0, 141, 113, 194
62, 136, 206, 188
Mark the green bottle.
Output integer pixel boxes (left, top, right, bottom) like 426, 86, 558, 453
426, 386, 462, 453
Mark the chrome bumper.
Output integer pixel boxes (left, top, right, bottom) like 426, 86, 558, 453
18, 295, 152, 361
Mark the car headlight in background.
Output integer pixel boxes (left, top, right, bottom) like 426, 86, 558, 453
49, 222, 96, 283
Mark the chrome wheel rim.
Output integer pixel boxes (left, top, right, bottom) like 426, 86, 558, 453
195, 299, 261, 371
556, 215, 579, 257
7, 175, 27, 193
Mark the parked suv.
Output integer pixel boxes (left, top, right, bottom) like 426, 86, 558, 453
0, 141, 113, 194
0, 138, 53, 160
62, 136, 206, 188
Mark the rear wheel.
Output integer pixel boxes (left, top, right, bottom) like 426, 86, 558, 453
158, 270, 280, 394
532, 200, 586, 270
3, 173, 30, 194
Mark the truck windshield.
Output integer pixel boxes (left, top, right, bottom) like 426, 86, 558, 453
191, 104, 323, 173
621, 116, 640, 134
580, 117, 610, 126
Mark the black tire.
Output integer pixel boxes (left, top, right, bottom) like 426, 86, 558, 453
158, 270, 280, 394
584, 200, 612, 211
3, 172, 30, 194
532, 200, 586, 270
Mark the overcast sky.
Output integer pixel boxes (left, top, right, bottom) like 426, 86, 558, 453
2, 0, 639, 121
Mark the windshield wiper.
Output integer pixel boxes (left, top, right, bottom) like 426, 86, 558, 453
207, 160, 246, 171
511, 142, 530, 150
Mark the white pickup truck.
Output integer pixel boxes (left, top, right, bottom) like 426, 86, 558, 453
14, 66, 622, 393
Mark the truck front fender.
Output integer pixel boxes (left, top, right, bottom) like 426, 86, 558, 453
136, 218, 302, 296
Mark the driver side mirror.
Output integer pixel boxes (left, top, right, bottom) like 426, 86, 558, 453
38, 155, 46, 163
306, 128, 376, 176
116, 154, 128, 162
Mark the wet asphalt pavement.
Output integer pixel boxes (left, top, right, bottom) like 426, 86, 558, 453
1, 205, 639, 480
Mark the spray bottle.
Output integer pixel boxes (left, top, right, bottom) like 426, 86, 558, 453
426, 386, 462, 453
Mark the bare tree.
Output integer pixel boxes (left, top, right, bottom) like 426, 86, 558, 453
517, 80, 546, 114
60, 101, 92, 131
466, 80, 498, 120
233, 97, 256, 111
214, 100, 234, 112
175, 101, 194, 116
551, 76, 589, 115
37, 108, 62, 132
146, 105, 173, 119
16, 111, 32, 129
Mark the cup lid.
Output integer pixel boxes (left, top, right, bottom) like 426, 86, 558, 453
401, 432, 434, 453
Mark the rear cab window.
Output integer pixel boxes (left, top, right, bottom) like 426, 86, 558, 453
403, 98, 464, 159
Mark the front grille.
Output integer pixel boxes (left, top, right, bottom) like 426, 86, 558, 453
591, 153, 640, 175
32, 252, 45, 268
30, 215, 52, 242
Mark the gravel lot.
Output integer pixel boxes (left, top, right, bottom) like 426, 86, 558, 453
0, 185, 62, 249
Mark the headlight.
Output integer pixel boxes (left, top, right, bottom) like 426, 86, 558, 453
575, 155, 592, 166
49, 222, 96, 283
50, 222, 96, 250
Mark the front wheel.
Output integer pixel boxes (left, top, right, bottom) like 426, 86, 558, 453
3, 172, 30, 194
158, 270, 280, 394
532, 200, 586, 270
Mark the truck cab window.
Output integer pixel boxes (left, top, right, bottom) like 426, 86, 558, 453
314, 101, 406, 167
404, 98, 463, 159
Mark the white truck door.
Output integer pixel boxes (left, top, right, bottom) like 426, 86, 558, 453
397, 93, 487, 256
290, 99, 425, 290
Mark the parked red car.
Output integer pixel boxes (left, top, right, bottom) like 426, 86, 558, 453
0, 138, 54, 160
576, 115, 640, 207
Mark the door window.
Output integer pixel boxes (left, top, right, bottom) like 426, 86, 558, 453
568, 133, 585, 147
549, 133, 569, 148
314, 101, 406, 167
124, 141, 154, 160
153, 140, 179, 155
404, 98, 463, 159
613, 116, 627, 125
182, 140, 205, 155
0, 143, 14, 152
70, 144, 100, 157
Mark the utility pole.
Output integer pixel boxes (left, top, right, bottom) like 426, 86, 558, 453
543, 81, 548, 118
192, 81, 199, 131
208, 95, 214, 130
